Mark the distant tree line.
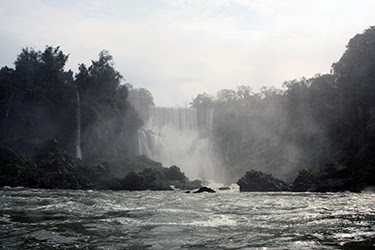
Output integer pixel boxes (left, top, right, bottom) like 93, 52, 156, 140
191, 26, 375, 185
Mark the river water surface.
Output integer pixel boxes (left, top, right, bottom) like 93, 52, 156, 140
1, 185, 374, 249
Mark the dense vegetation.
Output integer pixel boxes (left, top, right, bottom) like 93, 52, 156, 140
1, 27, 374, 191
192, 27, 375, 190
0, 46, 196, 190
0, 47, 140, 160
237, 169, 290, 192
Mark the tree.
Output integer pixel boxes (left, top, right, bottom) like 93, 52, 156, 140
190, 92, 214, 109
329, 27, 375, 169
74, 50, 142, 160
216, 89, 238, 103
165, 165, 186, 181
123, 171, 145, 190
236, 85, 253, 100
126, 83, 154, 122
0, 46, 75, 146
76, 50, 123, 105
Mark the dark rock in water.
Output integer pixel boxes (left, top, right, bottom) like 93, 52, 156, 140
218, 186, 231, 190
173, 179, 202, 190
193, 186, 216, 193
185, 191, 191, 193
237, 170, 290, 192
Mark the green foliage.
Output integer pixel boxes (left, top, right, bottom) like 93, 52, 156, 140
118, 163, 198, 190
165, 165, 186, 181
293, 168, 325, 186
237, 170, 275, 187
190, 92, 214, 109
0, 46, 75, 148
140, 168, 158, 184
122, 171, 146, 190
191, 27, 375, 186
237, 169, 290, 192
329, 27, 375, 159
0, 46, 145, 184
126, 83, 154, 122
74, 50, 142, 160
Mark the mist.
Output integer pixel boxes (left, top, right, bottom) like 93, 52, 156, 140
2, 4, 375, 248
128, 27, 375, 187
130, 78, 334, 184
1, 27, 375, 194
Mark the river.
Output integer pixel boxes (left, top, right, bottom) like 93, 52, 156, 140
1, 185, 374, 249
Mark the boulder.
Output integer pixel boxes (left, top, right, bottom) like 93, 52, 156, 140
193, 186, 216, 193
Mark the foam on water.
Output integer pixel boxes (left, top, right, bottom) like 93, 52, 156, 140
1, 188, 375, 249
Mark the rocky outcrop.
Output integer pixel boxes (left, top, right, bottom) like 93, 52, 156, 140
193, 186, 216, 193
237, 170, 290, 192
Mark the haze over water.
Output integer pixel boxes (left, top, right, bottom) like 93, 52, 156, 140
1, 187, 374, 249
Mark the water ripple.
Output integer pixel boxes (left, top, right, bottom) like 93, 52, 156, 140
1, 188, 374, 248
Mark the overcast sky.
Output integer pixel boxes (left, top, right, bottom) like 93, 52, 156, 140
1, 0, 374, 106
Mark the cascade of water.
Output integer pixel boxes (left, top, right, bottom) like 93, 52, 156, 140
3, 93, 14, 138
206, 108, 214, 136
138, 129, 164, 161
75, 91, 82, 160
145, 107, 197, 133
138, 107, 221, 180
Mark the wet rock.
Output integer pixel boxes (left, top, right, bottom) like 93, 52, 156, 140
193, 186, 216, 193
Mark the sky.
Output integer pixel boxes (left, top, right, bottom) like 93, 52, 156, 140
1, 0, 374, 106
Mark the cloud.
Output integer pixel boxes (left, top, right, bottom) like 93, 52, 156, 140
1, 0, 375, 106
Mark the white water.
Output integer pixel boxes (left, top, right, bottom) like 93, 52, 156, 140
1, 187, 374, 249
75, 91, 82, 160
138, 107, 221, 180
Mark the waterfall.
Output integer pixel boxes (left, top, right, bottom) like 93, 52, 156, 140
206, 108, 214, 136
138, 107, 222, 180
3, 94, 14, 138
75, 91, 82, 160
